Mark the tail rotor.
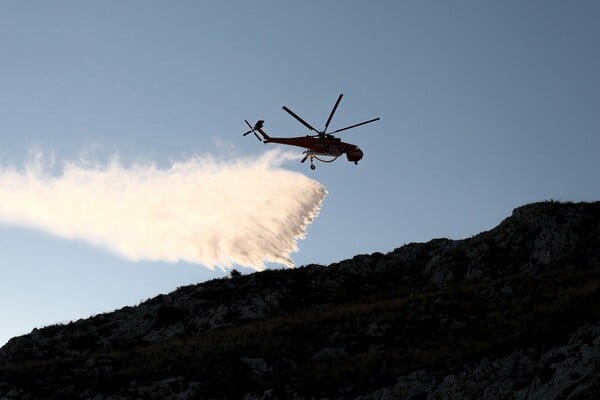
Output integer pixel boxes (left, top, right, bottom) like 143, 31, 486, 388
242, 120, 263, 142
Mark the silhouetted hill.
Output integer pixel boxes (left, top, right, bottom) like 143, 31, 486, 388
1, 201, 599, 399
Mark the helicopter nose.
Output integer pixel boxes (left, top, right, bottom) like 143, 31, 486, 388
346, 147, 363, 163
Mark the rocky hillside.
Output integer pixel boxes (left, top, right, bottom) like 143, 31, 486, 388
1, 201, 599, 399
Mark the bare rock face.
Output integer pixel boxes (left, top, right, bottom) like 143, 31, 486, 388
357, 324, 600, 400
1, 201, 599, 399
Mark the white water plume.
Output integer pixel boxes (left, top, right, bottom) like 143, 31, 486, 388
0, 150, 327, 270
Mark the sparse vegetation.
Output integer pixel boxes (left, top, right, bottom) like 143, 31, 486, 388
155, 304, 187, 328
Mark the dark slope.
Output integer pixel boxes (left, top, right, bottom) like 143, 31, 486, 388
1, 201, 599, 399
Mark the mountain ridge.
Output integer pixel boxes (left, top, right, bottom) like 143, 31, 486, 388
1, 200, 599, 399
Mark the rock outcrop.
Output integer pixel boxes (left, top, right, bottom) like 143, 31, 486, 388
1, 201, 599, 399
357, 323, 600, 400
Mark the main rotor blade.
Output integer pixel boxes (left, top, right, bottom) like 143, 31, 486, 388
282, 106, 318, 133
324, 94, 343, 133
331, 117, 380, 134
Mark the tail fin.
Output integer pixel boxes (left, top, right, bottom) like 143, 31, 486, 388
253, 120, 270, 141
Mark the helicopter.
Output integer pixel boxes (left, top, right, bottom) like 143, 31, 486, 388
243, 94, 379, 170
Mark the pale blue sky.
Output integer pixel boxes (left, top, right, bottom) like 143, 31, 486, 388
1, 1, 599, 346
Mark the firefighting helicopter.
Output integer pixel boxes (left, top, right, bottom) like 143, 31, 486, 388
243, 94, 379, 170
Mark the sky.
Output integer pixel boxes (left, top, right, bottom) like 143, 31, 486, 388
1, 1, 599, 346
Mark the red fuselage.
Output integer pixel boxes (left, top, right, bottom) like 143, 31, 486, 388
264, 135, 363, 163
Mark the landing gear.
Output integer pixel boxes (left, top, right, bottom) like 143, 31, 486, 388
303, 152, 316, 170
